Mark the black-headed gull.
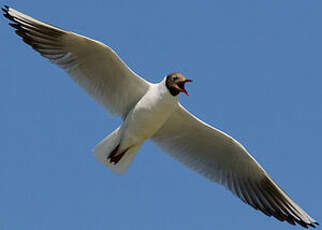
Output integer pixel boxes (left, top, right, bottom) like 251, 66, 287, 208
3, 5, 318, 228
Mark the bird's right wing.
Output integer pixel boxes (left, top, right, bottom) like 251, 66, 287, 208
3, 6, 150, 118
152, 103, 318, 228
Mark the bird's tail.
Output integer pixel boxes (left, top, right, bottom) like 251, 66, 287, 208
93, 127, 141, 174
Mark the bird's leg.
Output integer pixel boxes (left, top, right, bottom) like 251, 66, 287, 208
107, 144, 130, 165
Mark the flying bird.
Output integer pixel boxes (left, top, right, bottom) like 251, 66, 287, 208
2, 5, 318, 228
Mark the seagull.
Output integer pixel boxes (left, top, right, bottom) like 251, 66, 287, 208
2, 5, 318, 228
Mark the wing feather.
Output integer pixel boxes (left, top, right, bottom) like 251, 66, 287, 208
152, 103, 318, 228
3, 6, 150, 118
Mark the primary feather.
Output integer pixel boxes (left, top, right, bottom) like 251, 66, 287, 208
152, 104, 318, 228
2, 5, 150, 118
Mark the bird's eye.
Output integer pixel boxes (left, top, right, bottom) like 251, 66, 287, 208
173, 76, 178, 81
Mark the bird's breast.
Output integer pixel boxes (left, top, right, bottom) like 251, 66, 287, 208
121, 86, 177, 144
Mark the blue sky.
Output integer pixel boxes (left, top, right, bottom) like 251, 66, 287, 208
1, 0, 321, 229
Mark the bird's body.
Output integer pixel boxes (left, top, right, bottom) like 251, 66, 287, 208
122, 79, 178, 147
2, 5, 318, 228
101, 79, 179, 170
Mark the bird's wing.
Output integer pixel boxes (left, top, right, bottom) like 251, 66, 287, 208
2, 6, 150, 118
151, 103, 318, 228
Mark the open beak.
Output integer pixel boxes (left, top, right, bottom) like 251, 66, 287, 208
178, 79, 192, 96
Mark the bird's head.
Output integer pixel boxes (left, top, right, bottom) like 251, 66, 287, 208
165, 73, 192, 96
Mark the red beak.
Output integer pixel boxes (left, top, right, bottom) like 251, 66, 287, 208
179, 79, 192, 96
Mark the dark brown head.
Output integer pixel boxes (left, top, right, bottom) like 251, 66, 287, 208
165, 73, 192, 96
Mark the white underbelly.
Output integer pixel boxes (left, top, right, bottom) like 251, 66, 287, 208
120, 90, 177, 147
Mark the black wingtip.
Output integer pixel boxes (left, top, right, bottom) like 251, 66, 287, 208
2, 7, 8, 14
307, 221, 319, 228
2, 5, 15, 23
3, 11, 13, 21
9, 22, 20, 30
2, 4, 9, 12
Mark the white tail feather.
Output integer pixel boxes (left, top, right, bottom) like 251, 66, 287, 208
93, 127, 141, 174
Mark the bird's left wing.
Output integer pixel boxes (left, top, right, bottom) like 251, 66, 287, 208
151, 103, 318, 228
2, 6, 150, 118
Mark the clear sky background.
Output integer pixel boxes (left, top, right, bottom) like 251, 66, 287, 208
1, 1, 321, 229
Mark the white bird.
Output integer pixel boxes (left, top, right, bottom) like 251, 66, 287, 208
3, 5, 318, 228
